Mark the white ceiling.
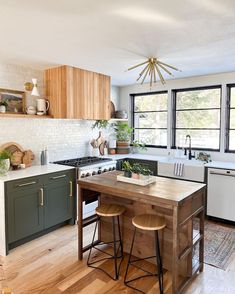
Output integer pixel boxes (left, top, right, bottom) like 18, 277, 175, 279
1, 0, 235, 86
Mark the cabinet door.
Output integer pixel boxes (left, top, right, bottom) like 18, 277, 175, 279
93, 73, 111, 120
6, 180, 44, 243
73, 68, 94, 119
44, 65, 69, 118
44, 172, 75, 229
45, 65, 111, 120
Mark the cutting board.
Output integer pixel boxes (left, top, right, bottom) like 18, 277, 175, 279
96, 132, 105, 155
0, 142, 24, 154
0, 142, 35, 168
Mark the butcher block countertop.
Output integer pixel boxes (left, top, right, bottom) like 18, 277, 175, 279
78, 171, 206, 206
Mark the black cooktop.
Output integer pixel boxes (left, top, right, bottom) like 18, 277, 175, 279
53, 156, 112, 168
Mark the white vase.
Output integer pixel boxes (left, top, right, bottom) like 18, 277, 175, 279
0, 105, 6, 113
0, 159, 10, 175
140, 174, 150, 180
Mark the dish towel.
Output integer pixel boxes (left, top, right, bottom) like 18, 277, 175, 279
174, 163, 184, 177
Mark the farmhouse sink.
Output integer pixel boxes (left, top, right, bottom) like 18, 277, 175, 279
158, 158, 205, 182
162, 158, 206, 166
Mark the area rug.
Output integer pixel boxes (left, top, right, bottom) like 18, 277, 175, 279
196, 221, 235, 270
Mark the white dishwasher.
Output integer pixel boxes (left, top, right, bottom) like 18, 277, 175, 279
207, 168, 235, 221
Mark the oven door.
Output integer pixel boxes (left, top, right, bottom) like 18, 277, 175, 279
82, 192, 98, 219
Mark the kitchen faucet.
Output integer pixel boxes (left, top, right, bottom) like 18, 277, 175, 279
185, 134, 195, 160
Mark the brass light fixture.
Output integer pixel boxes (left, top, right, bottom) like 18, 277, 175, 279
127, 57, 181, 87
24, 78, 40, 96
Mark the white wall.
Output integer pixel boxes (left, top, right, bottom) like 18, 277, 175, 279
0, 63, 118, 164
119, 72, 235, 162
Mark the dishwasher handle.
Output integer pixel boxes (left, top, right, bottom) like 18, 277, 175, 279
209, 171, 235, 177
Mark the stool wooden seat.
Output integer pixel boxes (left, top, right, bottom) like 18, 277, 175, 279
132, 214, 166, 231
2, 288, 13, 294
96, 204, 125, 217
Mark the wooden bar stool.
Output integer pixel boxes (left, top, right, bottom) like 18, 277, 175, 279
87, 203, 125, 280
124, 214, 166, 294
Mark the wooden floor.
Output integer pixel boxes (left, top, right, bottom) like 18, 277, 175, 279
1, 223, 235, 294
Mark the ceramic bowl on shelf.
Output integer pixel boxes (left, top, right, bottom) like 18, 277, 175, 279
115, 110, 128, 119
26, 106, 36, 115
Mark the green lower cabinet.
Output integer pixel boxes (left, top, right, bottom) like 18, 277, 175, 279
7, 184, 44, 243
5, 169, 76, 250
44, 174, 74, 229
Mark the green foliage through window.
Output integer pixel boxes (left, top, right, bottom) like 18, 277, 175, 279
132, 92, 168, 147
173, 86, 221, 150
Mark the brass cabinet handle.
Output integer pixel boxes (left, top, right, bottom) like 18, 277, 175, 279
39, 188, 44, 206
69, 181, 73, 197
51, 175, 66, 180
17, 181, 37, 187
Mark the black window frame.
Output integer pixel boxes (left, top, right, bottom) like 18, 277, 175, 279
225, 84, 235, 153
131, 91, 168, 148
172, 85, 222, 151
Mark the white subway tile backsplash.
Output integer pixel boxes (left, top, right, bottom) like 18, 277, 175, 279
0, 62, 119, 164
0, 117, 111, 164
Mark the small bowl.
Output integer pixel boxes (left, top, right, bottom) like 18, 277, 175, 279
37, 111, 45, 116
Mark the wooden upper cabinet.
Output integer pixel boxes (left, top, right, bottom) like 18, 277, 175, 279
44, 65, 111, 119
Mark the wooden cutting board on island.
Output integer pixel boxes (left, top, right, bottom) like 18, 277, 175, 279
78, 171, 206, 294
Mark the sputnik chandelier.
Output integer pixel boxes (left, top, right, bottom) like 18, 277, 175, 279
127, 57, 181, 87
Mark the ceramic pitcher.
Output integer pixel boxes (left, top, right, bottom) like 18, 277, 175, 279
36, 99, 50, 114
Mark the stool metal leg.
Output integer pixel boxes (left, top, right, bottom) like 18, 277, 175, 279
155, 231, 164, 294
87, 216, 99, 266
112, 216, 118, 280
124, 227, 136, 285
124, 228, 164, 294
87, 215, 124, 281
117, 216, 123, 257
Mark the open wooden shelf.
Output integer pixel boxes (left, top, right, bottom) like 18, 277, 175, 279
0, 113, 53, 119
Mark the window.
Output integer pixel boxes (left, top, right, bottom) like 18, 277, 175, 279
226, 84, 235, 152
172, 86, 221, 150
131, 91, 168, 147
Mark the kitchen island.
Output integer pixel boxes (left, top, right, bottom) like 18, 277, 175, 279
78, 171, 206, 293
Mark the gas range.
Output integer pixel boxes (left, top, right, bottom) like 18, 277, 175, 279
53, 156, 117, 179
53, 156, 113, 168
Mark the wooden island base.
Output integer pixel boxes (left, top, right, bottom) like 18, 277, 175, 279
78, 171, 206, 294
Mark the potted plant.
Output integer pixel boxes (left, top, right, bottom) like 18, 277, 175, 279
131, 163, 142, 179
122, 161, 132, 178
140, 167, 152, 180
132, 140, 147, 154
114, 122, 133, 154
0, 100, 8, 113
91, 120, 109, 130
0, 150, 11, 175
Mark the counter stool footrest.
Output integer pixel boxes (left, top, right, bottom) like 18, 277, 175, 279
87, 242, 123, 262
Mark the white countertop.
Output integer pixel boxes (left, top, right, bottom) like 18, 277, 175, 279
205, 161, 235, 170
1, 155, 235, 183
104, 153, 235, 170
0, 164, 75, 182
